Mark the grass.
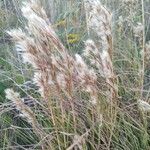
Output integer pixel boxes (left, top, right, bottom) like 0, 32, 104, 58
0, 0, 150, 149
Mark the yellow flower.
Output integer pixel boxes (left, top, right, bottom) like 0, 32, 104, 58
67, 33, 80, 44
54, 19, 66, 27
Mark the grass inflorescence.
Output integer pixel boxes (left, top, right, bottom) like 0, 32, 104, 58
0, 0, 150, 149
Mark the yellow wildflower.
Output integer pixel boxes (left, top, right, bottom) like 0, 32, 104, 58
53, 19, 66, 28
67, 33, 80, 44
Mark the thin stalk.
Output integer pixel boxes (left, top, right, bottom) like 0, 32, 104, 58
140, 0, 145, 99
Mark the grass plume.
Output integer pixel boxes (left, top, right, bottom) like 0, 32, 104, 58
0, 0, 149, 149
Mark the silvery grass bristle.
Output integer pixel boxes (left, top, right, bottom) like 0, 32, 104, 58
84, 0, 117, 101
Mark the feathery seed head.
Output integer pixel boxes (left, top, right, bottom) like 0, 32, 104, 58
5, 89, 35, 123
138, 100, 150, 112
75, 54, 87, 69
5, 89, 20, 102
84, 0, 112, 57
84, 39, 99, 57
133, 23, 143, 37
7, 29, 26, 41
56, 73, 67, 89
100, 51, 113, 78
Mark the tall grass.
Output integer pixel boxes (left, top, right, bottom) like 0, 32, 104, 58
0, 0, 150, 149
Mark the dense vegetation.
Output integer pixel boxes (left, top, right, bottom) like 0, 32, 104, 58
0, 0, 150, 149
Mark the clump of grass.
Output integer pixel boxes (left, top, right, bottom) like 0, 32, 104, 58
5, 0, 119, 149
1, 0, 150, 149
